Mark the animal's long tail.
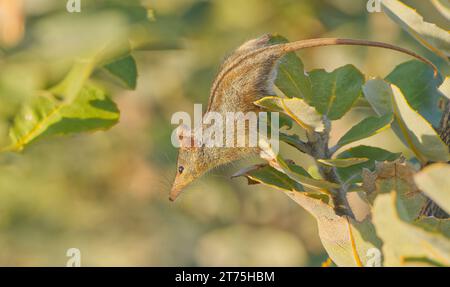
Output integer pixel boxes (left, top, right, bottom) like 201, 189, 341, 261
274, 38, 438, 77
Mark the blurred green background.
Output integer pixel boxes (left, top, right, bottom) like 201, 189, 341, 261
0, 0, 447, 266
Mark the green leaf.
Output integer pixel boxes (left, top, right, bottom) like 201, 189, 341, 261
336, 145, 401, 183
364, 161, 450, 266
415, 217, 450, 238
259, 139, 340, 192
236, 163, 383, 266
279, 113, 294, 130
373, 192, 450, 266
376, 162, 450, 238
382, 0, 450, 59
279, 133, 309, 153
386, 60, 445, 126
285, 167, 341, 192
402, 257, 446, 267
103, 55, 138, 90
363, 79, 394, 116
370, 162, 428, 221
6, 85, 119, 152
232, 163, 309, 192
390, 84, 449, 163
414, 163, 450, 214
309, 65, 364, 120
51, 59, 96, 103
255, 96, 324, 132
268, 35, 312, 99
336, 114, 393, 148
318, 158, 370, 168
257, 140, 382, 266
363, 80, 449, 163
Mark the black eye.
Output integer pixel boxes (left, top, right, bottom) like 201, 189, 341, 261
178, 166, 184, 174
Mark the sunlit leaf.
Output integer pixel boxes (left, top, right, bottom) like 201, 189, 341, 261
363, 80, 449, 163
414, 163, 450, 214
103, 54, 138, 90
259, 138, 340, 192
364, 161, 450, 266
415, 217, 450, 238
251, 141, 384, 266
284, 167, 341, 192
51, 59, 96, 103
336, 114, 393, 148
255, 96, 324, 132
279, 113, 294, 130
269, 35, 312, 99
309, 65, 364, 120
373, 192, 450, 266
362, 160, 426, 219
285, 191, 382, 267
382, 0, 450, 59
390, 84, 449, 163
431, 0, 450, 20
6, 85, 119, 152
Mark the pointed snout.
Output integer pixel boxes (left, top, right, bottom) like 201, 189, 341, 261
169, 186, 182, 202
169, 175, 191, 202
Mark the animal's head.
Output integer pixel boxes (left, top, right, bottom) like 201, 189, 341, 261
169, 34, 274, 201
169, 125, 211, 201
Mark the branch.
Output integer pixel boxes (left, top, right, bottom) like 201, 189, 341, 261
308, 118, 354, 218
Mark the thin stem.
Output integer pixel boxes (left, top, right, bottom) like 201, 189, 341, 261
328, 144, 339, 157
308, 118, 354, 218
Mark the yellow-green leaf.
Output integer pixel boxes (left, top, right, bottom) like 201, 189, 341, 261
431, 0, 450, 20
382, 0, 450, 59
285, 191, 382, 266
5, 85, 119, 152
365, 161, 450, 266
255, 96, 324, 132
318, 158, 370, 168
363, 79, 449, 163
414, 163, 450, 214
373, 192, 450, 266
390, 84, 449, 163
258, 139, 340, 192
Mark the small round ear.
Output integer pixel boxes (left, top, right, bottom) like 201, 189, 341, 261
176, 124, 189, 140
236, 34, 271, 52
176, 124, 195, 148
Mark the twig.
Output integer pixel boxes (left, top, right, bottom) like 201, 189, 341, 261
308, 118, 354, 218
